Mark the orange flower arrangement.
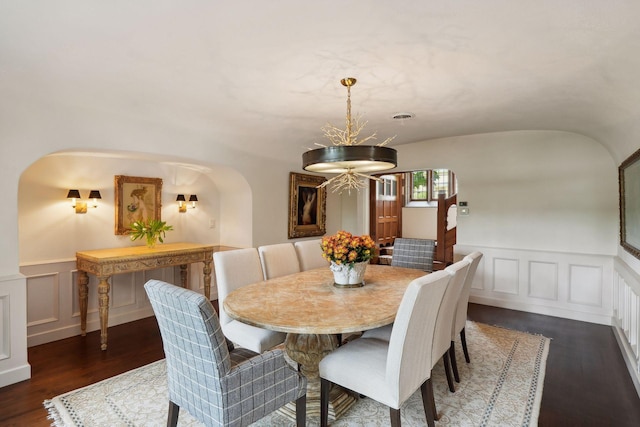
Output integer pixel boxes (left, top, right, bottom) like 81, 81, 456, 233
321, 230, 376, 267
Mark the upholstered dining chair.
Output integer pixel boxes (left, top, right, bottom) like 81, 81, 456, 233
361, 258, 471, 396
319, 270, 451, 427
449, 251, 484, 383
294, 239, 328, 271
391, 237, 436, 272
214, 248, 286, 353
258, 242, 301, 279
144, 279, 307, 427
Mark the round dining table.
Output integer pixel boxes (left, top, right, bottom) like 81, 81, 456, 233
223, 263, 427, 421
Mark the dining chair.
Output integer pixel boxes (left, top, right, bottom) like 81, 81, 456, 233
449, 251, 484, 383
144, 279, 307, 427
319, 270, 451, 427
433, 258, 471, 394
258, 242, 301, 279
214, 248, 286, 353
294, 239, 328, 271
361, 258, 472, 396
391, 237, 436, 272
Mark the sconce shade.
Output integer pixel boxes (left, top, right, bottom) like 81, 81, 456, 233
88, 190, 102, 199
67, 189, 81, 199
176, 194, 186, 202
189, 195, 198, 202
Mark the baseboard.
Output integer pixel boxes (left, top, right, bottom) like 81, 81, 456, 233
0, 363, 31, 388
612, 320, 640, 399
28, 307, 156, 347
469, 295, 612, 326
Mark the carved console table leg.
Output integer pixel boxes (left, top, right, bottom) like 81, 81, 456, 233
98, 275, 111, 350
281, 333, 357, 422
179, 264, 188, 289
78, 271, 89, 336
203, 259, 212, 300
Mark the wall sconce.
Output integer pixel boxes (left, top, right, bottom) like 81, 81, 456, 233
67, 189, 101, 214
189, 194, 198, 209
176, 194, 187, 213
177, 194, 198, 213
88, 190, 102, 208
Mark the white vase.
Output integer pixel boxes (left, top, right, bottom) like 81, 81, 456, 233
330, 261, 368, 288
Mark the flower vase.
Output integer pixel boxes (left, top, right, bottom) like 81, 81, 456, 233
146, 235, 158, 248
330, 261, 368, 288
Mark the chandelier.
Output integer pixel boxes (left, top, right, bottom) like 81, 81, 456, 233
302, 78, 398, 193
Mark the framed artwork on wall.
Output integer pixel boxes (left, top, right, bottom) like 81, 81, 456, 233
288, 172, 327, 239
114, 175, 163, 235
620, 147, 640, 259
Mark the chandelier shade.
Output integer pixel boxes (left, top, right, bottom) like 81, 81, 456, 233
302, 145, 397, 174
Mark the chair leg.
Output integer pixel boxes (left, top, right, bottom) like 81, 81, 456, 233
320, 378, 330, 427
167, 401, 179, 427
449, 341, 460, 383
295, 394, 306, 427
461, 327, 470, 363
420, 379, 436, 427
390, 407, 401, 427
443, 352, 455, 393
336, 333, 342, 346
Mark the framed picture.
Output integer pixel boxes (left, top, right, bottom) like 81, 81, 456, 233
288, 172, 327, 239
620, 147, 640, 259
114, 175, 163, 235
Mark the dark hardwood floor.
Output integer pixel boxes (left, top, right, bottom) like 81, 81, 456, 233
1, 303, 639, 426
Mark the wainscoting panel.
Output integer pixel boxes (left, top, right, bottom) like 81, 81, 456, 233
612, 258, 640, 395
528, 261, 558, 300
568, 264, 603, 307
0, 293, 9, 360
26, 272, 60, 326
20, 259, 216, 347
457, 245, 614, 325
492, 257, 519, 295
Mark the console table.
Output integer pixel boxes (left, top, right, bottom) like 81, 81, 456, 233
76, 242, 214, 350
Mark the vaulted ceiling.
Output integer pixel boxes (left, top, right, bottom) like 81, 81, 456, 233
2, 1, 640, 165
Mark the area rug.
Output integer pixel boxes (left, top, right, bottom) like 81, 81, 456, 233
44, 321, 549, 426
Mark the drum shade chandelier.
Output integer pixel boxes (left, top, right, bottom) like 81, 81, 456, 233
302, 78, 397, 193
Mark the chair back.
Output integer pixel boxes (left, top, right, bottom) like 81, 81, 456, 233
214, 248, 264, 327
258, 243, 301, 279
453, 252, 483, 337
294, 239, 328, 271
385, 270, 451, 404
144, 280, 230, 423
432, 259, 471, 364
391, 238, 436, 272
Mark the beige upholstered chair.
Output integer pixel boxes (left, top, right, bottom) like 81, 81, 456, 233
449, 251, 484, 383
361, 258, 472, 398
258, 243, 301, 279
319, 271, 452, 427
432, 259, 471, 394
213, 248, 286, 353
294, 239, 328, 271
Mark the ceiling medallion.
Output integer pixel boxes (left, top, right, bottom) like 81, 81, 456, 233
302, 77, 398, 193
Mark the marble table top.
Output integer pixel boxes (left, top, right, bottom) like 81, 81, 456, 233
223, 264, 428, 334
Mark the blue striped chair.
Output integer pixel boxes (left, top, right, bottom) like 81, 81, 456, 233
144, 280, 307, 427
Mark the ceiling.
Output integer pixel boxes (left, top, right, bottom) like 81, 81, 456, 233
2, 1, 640, 165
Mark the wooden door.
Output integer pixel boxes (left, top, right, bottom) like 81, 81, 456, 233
369, 173, 403, 247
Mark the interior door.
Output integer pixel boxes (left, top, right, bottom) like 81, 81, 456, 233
369, 173, 403, 247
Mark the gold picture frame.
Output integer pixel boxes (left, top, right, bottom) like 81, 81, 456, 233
288, 172, 327, 239
114, 175, 163, 235
620, 147, 640, 259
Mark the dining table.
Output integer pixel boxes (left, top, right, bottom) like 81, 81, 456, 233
223, 263, 428, 422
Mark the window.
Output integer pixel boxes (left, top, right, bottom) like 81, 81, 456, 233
376, 174, 397, 199
408, 169, 456, 202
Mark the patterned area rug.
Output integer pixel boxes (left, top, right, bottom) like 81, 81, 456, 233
44, 322, 549, 426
